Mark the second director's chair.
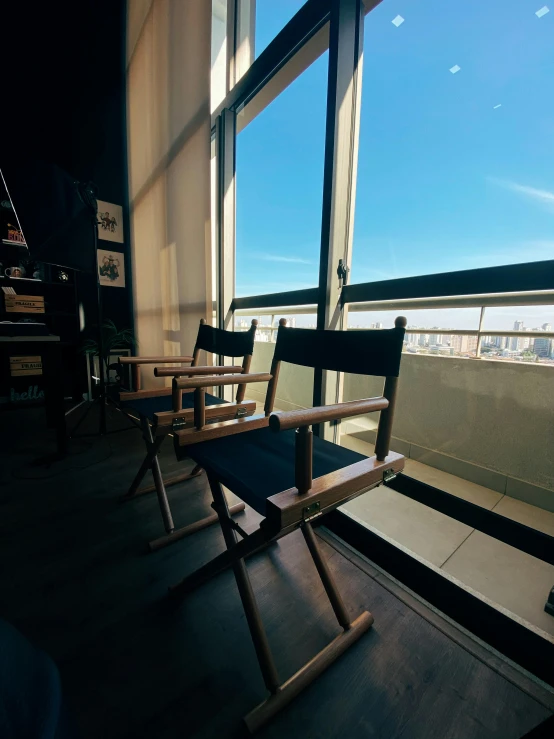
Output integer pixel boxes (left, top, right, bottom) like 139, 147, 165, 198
164, 317, 407, 732
116, 319, 259, 551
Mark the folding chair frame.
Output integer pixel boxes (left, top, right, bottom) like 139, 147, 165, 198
118, 319, 258, 551
168, 317, 407, 731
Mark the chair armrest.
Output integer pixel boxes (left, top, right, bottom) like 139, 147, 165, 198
174, 372, 271, 390
154, 365, 243, 378
265, 452, 405, 529
269, 397, 388, 432
118, 356, 194, 365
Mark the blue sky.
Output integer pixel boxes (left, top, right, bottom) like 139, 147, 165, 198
236, 1, 553, 328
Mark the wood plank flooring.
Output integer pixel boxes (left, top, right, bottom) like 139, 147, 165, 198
0, 405, 552, 738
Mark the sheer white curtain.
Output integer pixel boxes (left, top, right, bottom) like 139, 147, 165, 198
127, 0, 212, 387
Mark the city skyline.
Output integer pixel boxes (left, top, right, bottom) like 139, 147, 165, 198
237, 315, 553, 362
242, 305, 554, 332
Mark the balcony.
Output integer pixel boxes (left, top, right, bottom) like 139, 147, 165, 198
238, 302, 554, 639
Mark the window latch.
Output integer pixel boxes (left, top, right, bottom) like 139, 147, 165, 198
337, 259, 350, 288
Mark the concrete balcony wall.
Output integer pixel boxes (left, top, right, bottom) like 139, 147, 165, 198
347, 354, 554, 504
248, 341, 554, 508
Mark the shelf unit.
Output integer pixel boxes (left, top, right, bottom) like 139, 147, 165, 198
0, 257, 83, 405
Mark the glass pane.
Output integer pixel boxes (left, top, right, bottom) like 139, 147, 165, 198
351, 0, 554, 283
255, 0, 307, 59
235, 52, 328, 297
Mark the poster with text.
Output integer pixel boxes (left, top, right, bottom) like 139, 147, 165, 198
97, 200, 124, 243
97, 249, 125, 288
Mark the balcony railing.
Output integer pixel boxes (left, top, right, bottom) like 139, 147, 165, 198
235, 289, 554, 362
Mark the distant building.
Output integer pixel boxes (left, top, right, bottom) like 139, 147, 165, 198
451, 334, 478, 354
534, 337, 552, 357
429, 329, 444, 345
509, 321, 527, 352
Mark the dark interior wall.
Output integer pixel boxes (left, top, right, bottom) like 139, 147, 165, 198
2, 0, 133, 339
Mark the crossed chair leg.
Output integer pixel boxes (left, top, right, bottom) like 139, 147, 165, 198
169, 473, 373, 733
121, 417, 245, 552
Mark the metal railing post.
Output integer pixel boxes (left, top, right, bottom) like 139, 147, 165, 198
476, 306, 486, 358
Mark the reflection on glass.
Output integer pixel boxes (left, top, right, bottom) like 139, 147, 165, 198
351, 0, 554, 282
235, 53, 328, 297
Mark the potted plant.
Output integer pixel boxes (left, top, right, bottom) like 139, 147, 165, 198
80, 319, 137, 388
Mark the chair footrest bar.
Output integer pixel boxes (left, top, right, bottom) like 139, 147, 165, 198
243, 611, 374, 734
148, 502, 246, 552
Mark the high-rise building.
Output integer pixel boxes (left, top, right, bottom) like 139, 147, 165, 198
534, 337, 552, 357
429, 329, 444, 345
509, 321, 527, 352
451, 334, 478, 354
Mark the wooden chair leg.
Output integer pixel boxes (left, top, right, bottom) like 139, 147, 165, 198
209, 476, 280, 695
168, 525, 271, 596
301, 521, 351, 630
121, 433, 164, 500
134, 417, 175, 534
147, 501, 246, 553
134, 466, 203, 498
243, 521, 373, 732
244, 612, 372, 733
169, 480, 373, 733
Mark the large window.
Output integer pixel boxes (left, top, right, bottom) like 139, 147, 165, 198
351, 0, 554, 284
235, 52, 328, 298
211, 0, 554, 648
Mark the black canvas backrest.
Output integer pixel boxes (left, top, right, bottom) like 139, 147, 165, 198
195, 323, 256, 358
273, 318, 406, 377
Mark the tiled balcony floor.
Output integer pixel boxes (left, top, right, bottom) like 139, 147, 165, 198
340, 433, 554, 638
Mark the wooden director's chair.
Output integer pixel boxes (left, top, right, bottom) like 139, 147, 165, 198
116, 319, 259, 552
160, 316, 407, 732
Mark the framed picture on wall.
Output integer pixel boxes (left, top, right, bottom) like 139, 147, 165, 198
97, 249, 125, 288
97, 200, 124, 243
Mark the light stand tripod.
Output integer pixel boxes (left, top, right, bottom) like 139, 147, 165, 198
69, 182, 138, 438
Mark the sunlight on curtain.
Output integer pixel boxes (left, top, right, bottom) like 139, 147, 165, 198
127, 0, 212, 388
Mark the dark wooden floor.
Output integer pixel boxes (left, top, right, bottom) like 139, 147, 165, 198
1, 404, 553, 739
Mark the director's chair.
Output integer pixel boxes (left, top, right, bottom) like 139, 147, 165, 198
163, 316, 407, 732
116, 319, 259, 551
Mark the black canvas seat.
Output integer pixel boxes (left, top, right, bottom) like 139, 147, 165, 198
186, 427, 367, 515
115, 318, 259, 552
119, 390, 225, 421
